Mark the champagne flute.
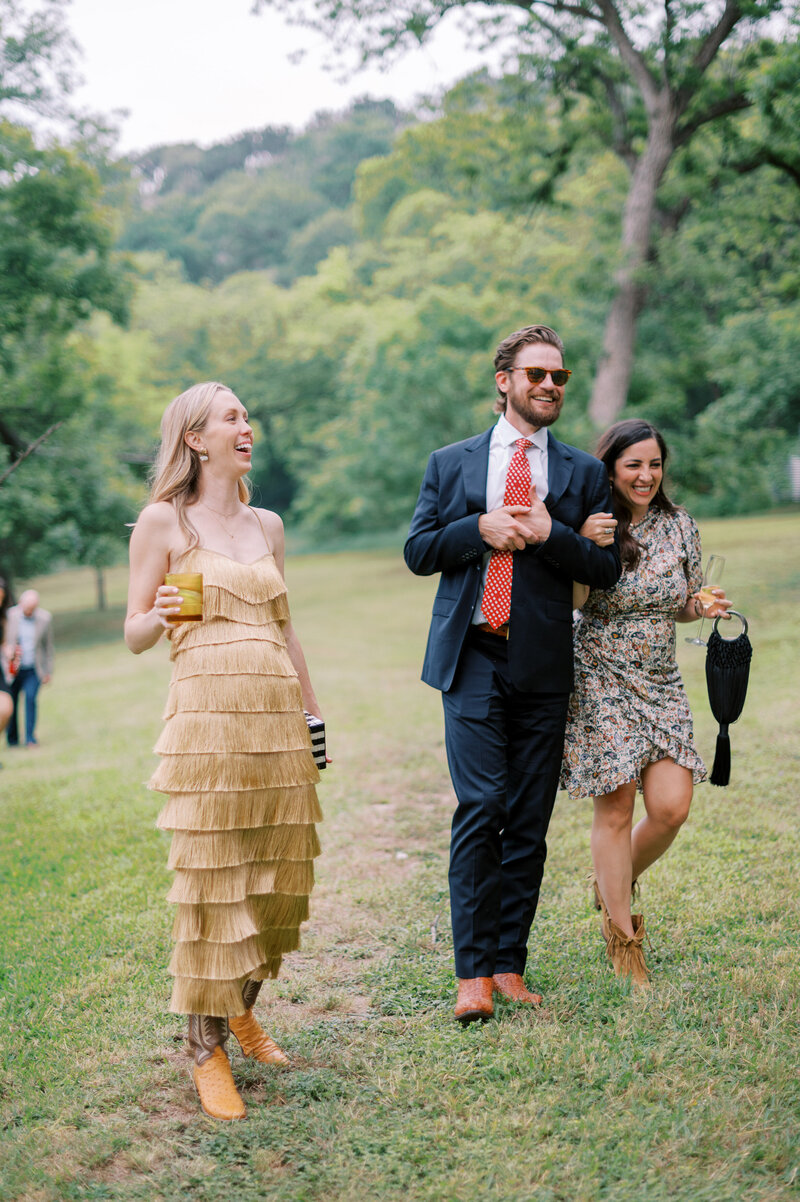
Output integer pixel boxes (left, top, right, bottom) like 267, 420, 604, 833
685, 554, 725, 646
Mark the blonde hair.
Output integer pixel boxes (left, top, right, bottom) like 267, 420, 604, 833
149, 382, 252, 548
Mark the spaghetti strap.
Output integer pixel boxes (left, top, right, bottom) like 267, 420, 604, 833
249, 506, 273, 555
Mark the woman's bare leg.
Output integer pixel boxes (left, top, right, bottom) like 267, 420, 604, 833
591, 780, 638, 938
631, 758, 693, 880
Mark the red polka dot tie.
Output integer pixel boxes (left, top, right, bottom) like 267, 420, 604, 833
482, 438, 533, 629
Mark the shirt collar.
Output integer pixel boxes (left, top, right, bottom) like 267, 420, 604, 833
495, 413, 548, 453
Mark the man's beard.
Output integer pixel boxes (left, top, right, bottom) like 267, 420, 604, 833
511, 394, 563, 428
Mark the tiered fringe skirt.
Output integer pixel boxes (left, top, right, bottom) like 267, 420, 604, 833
149, 551, 322, 1017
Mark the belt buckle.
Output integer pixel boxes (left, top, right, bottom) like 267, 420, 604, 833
500, 623, 510, 640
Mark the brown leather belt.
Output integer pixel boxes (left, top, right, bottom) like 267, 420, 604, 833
473, 621, 510, 640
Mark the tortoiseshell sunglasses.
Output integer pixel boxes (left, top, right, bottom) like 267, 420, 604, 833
507, 366, 572, 386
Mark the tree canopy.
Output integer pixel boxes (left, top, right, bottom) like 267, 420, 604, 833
0, 2, 132, 588
2, 3, 798, 589
98, 79, 798, 536
119, 100, 406, 284
255, 0, 798, 422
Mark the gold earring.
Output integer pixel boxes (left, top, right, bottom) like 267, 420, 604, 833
198, 448, 209, 461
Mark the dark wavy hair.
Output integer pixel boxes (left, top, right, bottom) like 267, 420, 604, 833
596, 420, 676, 570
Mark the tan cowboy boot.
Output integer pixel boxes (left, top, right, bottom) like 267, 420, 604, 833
229, 980, 290, 1066
188, 1015, 246, 1121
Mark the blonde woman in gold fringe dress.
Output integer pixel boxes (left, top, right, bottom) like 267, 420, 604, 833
125, 382, 324, 1121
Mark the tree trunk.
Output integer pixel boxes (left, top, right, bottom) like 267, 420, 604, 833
588, 107, 676, 428
95, 566, 107, 612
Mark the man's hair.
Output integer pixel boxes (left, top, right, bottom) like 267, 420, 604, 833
493, 325, 565, 413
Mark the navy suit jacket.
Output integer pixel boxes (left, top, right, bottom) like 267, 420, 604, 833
404, 426, 621, 694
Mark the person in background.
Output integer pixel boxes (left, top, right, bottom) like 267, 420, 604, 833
4, 589, 54, 749
404, 324, 621, 1024
562, 419, 731, 985
0, 577, 15, 758
125, 381, 324, 1122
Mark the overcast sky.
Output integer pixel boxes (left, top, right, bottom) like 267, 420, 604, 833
67, 0, 497, 154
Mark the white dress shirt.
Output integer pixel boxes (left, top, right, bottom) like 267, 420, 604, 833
472, 414, 550, 625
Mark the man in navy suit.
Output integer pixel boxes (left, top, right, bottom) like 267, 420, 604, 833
404, 324, 621, 1023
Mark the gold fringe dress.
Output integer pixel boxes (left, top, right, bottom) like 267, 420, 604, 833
149, 548, 322, 1018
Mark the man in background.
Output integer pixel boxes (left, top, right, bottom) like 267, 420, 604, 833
4, 589, 54, 748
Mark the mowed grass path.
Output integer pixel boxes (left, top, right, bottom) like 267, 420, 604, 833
0, 514, 798, 1201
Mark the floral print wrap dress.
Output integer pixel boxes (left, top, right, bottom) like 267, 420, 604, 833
561, 506, 707, 800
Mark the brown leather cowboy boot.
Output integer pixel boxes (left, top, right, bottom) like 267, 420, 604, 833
188, 1015, 246, 1121
241, 979, 262, 1010
229, 979, 290, 1066
454, 977, 494, 1024
492, 973, 543, 1006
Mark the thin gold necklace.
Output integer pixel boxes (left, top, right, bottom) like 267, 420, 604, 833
199, 501, 241, 540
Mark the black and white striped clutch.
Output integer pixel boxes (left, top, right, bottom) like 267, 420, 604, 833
304, 711, 327, 770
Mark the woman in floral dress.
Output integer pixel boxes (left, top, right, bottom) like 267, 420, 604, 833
562, 420, 730, 984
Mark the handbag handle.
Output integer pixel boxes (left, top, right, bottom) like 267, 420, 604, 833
712, 609, 748, 639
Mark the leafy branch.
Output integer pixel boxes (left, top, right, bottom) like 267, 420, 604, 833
0, 422, 64, 489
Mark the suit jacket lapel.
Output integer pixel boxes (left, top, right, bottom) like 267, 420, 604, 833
545, 432, 575, 511
463, 428, 492, 513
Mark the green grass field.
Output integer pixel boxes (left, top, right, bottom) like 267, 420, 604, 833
1, 513, 798, 1201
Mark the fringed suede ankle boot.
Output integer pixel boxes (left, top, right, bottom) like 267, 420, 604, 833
587, 871, 611, 940
589, 871, 641, 941
604, 913, 651, 988
188, 1014, 246, 1120
229, 979, 290, 1067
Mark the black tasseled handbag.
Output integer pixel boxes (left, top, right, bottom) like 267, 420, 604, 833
704, 611, 752, 787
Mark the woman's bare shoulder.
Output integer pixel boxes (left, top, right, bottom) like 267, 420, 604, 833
132, 501, 180, 542
135, 501, 177, 527
251, 507, 285, 538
